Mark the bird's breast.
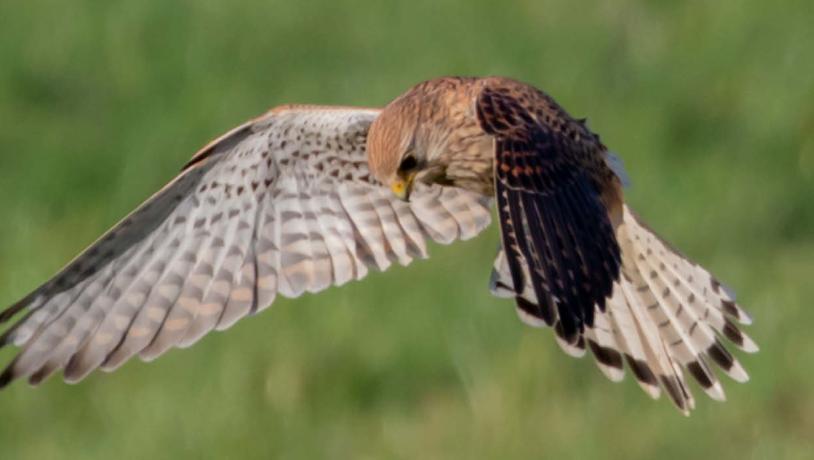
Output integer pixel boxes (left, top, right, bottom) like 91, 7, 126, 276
439, 132, 495, 196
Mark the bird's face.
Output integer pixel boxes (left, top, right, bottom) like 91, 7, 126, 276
367, 98, 422, 201
367, 94, 450, 201
368, 77, 494, 200
388, 146, 421, 201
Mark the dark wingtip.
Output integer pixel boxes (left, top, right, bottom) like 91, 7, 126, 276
516, 296, 554, 327
587, 339, 623, 370
554, 319, 580, 345
686, 361, 713, 389
660, 375, 692, 415
624, 354, 658, 387
660, 376, 685, 409
28, 367, 50, 386
0, 367, 14, 390
721, 300, 739, 318
722, 318, 745, 347
706, 340, 734, 371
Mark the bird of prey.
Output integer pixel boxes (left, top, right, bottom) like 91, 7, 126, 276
0, 76, 756, 414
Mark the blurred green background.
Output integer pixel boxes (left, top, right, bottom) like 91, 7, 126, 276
0, 0, 812, 459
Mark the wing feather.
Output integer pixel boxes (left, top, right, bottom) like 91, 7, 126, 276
479, 82, 753, 413
0, 106, 492, 387
477, 85, 621, 344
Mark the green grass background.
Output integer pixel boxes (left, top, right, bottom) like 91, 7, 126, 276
0, 1, 812, 458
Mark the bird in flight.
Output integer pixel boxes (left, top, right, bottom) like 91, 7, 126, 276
0, 76, 756, 413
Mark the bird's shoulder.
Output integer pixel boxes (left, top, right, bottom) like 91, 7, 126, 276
475, 77, 621, 198
476, 77, 592, 142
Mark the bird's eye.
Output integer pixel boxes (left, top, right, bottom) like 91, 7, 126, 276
399, 155, 418, 172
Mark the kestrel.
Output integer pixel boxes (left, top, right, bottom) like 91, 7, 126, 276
0, 76, 756, 414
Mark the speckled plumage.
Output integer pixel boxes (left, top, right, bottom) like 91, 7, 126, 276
0, 77, 756, 415
0, 105, 491, 386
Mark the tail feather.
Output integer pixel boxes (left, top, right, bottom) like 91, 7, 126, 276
632, 213, 753, 326
619, 274, 695, 413
584, 311, 625, 382
604, 282, 662, 398
623, 207, 757, 355
622, 219, 726, 402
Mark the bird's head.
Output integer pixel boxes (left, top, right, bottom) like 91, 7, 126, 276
367, 92, 425, 201
367, 78, 475, 201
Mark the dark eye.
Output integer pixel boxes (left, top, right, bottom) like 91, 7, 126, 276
399, 155, 418, 172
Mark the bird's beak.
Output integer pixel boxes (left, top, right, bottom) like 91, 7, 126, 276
391, 173, 416, 201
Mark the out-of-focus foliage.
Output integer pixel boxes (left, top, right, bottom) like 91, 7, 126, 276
0, 1, 812, 459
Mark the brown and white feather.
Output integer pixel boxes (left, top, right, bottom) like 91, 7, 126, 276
1, 76, 755, 416
0, 106, 491, 386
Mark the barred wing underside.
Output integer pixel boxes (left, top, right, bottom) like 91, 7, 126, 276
0, 106, 491, 387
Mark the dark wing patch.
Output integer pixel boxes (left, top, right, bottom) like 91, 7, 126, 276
478, 86, 621, 343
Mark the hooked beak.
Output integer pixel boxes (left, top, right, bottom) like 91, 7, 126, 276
390, 173, 416, 201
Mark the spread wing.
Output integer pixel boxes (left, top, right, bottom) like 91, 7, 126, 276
480, 84, 755, 414
0, 106, 492, 387
477, 85, 622, 346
